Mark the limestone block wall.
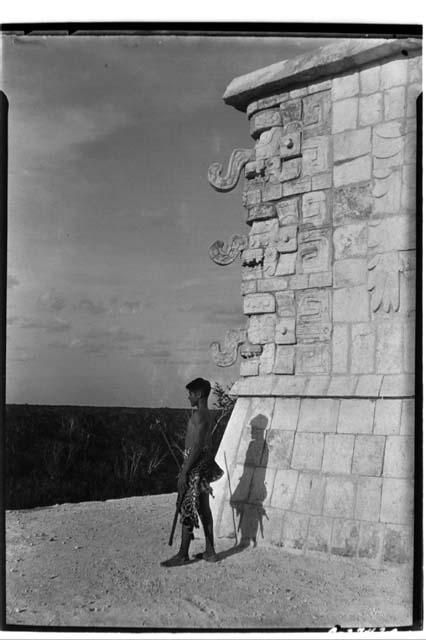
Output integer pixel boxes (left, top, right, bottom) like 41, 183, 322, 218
208, 39, 421, 564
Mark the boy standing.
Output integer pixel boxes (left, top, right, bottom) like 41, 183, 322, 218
161, 378, 223, 567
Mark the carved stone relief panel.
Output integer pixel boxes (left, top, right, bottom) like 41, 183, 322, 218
302, 136, 332, 176
302, 90, 332, 138
298, 228, 332, 274
295, 342, 331, 374
296, 288, 332, 342
301, 190, 330, 228
276, 198, 300, 227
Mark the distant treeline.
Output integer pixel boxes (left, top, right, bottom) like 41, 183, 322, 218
5, 386, 234, 510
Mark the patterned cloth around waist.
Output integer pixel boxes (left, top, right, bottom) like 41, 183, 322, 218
179, 447, 224, 529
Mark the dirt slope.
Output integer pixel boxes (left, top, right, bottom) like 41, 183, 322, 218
6, 494, 413, 630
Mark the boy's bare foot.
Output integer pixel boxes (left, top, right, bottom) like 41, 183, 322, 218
194, 551, 218, 563
160, 553, 190, 567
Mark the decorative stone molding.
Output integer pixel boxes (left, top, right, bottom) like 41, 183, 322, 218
210, 328, 262, 367
208, 148, 253, 192
208, 234, 248, 265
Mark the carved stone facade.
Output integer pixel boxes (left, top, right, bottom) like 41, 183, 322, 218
207, 39, 420, 564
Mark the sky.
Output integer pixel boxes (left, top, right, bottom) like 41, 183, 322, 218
3, 33, 338, 407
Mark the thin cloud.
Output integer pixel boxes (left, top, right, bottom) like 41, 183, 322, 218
18, 316, 71, 333
37, 290, 66, 313
78, 298, 108, 315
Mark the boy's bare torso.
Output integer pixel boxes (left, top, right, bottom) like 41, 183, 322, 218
185, 408, 213, 452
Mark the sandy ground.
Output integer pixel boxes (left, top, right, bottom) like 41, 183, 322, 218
5, 493, 413, 630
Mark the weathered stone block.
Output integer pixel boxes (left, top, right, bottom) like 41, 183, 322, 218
322, 434, 355, 474
355, 477, 382, 521
380, 58, 408, 89
257, 277, 288, 292
407, 83, 422, 118
273, 345, 295, 374
277, 225, 298, 253
298, 228, 332, 274
296, 343, 331, 375
247, 314, 276, 344
404, 131, 417, 165
332, 72, 359, 100
381, 374, 414, 397
296, 288, 331, 342
374, 399, 402, 435
241, 280, 257, 296
275, 317, 296, 345
352, 435, 385, 476
251, 218, 279, 236
359, 93, 383, 126
278, 158, 302, 183
281, 512, 309, 551
305, 375, 330, 395
323, 477, 355, 518
383, 436, 414, 478
306, 515, 333, 553
272, 376, 307, 396
400, 399, 415, 436
282, 176, 311, 197
333, 127, 371, 162
373, 169, 402, 215
408, 55, 422, 84
372, 121, 404, 177
384, 86, 406, 120
332, 324, 349, 373
312, 172, 332, 191
358, 522, 383, 560
333, 286, 369, 322
333, 258, 367, 288
230, 463, 254, 502
242, 264, 262, 281
276, 198, 299, 226
380, 478, 414, 525
354, 374, 383, 397
333, 155, 371, 187
338, 399, 375, 434
255, 127, 282, 160
401, 163, 416, 214
240, 359, 260, 377
360, 66, 380, 95
302, 90, 332, 137
376, 322, 404, 374
293, 472, 326, 515
351, 323, 375, 373
291, 433, 324, 471
270, 468, 298, 509
301, 190, 329, 227
298, 398, 339, 433
247, 203, 277, 224
383, 524, 413, 564
333, 181, 372, 226
288, 274, 310, 290
331, 520, 359, 557
271, 398, 300, 431
248, 466, 276, 505
259, 343, 275, 375
280, 97, 302, 124
249, 108, 282, 138
275, 252, 297, 276
369, 216, 415, 254
243, 185, 262, 207
403, 318, 415, 374
275, 290, 295, 316
262, 507, 285, 547
243, 292, 276, 315
333, 223, 367, 260
327, 375, 358, 396
308, 272, 333, 288
262, 182, 283, 202
302, 136, 331, 176
332, 98, 358, 133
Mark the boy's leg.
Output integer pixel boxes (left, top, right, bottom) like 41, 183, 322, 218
160, 523, 194, 567
196, 492, 217, 561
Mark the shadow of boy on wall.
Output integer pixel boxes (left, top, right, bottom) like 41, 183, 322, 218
230, 413, 269, 549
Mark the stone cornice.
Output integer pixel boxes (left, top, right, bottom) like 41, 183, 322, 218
223, 37, 422, 112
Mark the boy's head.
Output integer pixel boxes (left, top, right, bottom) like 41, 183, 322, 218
186, 378, 211, 406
